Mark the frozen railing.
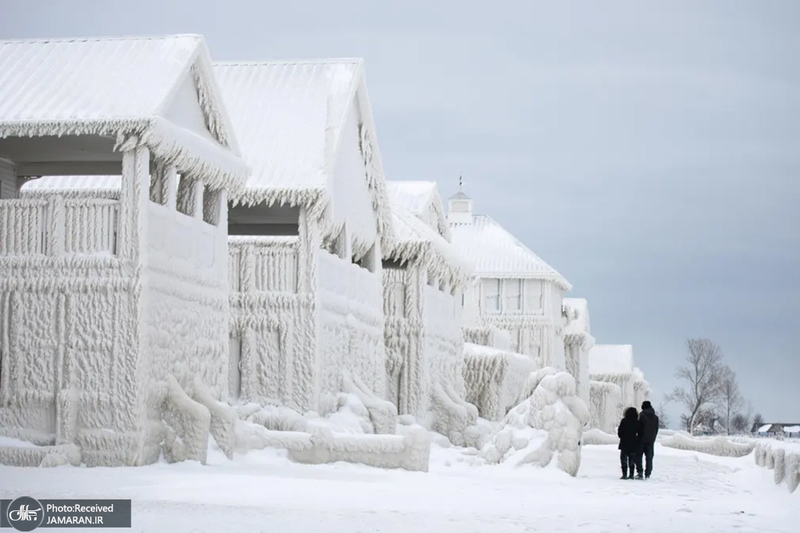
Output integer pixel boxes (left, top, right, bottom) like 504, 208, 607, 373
0, 198, 119, 257
0, 199, 48, 255
228, 237, 300, 293
63, 199, 118, 255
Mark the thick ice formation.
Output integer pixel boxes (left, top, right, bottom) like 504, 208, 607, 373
562, 298, 594, 407
462, 343, 536, 421
658, 433, 755, 458
589, 380, 623, 434
754, 441, 800, 494
382, 181, 478, 446
480, 369, 589, 477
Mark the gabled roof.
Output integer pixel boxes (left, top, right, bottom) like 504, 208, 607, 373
386, 181, 450, 239
589, 344, 635, 376
449, 214, 571, 290
0, 34, 246, 192
386, 203, 471, 288
213, 60, 393, 251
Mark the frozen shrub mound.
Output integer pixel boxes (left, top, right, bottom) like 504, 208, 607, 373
659, 433, 755, 458
582, 428, 619, 446
479, 369, 589, 477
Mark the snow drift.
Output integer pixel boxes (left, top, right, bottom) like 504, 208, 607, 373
479, 368, 589, 476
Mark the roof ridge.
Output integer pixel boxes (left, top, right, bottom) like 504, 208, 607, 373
215, 58, 363, 67
0, 33, 202, 45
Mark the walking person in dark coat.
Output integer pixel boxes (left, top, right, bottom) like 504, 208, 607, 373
617, 407, 639, 479
635, 400, 660, 479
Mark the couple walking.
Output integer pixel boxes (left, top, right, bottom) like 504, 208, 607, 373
617, 400, 660, 480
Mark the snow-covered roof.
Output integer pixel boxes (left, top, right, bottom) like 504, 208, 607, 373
212, 60, 393, 251
783, 425, 800, 433
386, 181, 451, 240
0, 34, 247, 192
589, 344, 635, 376
386, 204, 471, 288
449, 214, 571, 290
21, 176, 121, 199
758, 424, 773, 433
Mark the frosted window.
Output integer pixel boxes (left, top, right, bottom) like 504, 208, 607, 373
149, 166, 167, 205
176, 174, 198, 216
202, 186, 221, 226
484, 278, 501, 311
505, 279, 522, 311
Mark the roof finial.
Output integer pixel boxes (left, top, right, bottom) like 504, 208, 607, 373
459, 174, 463, 191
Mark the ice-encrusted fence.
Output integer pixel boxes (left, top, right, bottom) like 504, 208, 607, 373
228, 237, 300, 293
0, 197, 119, 256
754, 441, 800, 494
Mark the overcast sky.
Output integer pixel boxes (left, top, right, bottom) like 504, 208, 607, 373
1, 0, 798, 424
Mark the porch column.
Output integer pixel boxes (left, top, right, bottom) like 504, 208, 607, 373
119, 141, 150, 264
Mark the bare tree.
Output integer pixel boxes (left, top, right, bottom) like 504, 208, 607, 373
731, 413, 749, 434
667, 338, 725, 435
655, 401, 670, 429
752, 413, 765, 432
717, 365, 745, 435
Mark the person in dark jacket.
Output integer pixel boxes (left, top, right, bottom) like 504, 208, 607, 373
617, 407, 639, 479
635, 400, 660, 479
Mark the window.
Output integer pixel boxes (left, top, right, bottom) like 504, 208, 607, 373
202, 186, 222, 226
176, 174, 198, 216
505, 279, 522, 311
483, 278, 501, 311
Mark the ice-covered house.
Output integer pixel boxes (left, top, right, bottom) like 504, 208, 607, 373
448, 189, 572, 369
213, 60, 393, 415
382, 181, 477, 443
0, 35, 248, 466
588, 344, 650, 433
562, 298, 595, 407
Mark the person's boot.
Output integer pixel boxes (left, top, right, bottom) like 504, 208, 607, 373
621, 467, 628, 480
635, 472, 644, 480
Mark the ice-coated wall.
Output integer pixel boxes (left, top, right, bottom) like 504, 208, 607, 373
463, 277, 566, 371
589, 380, 622, 434
562, 298, 594, 408
383, 263, 474, 443
228, 215, 318, 412
0, 144, 235, 466
317, 247, 386, 413
462, 343, 536, 421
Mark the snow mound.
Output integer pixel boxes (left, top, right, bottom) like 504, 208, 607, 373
582, 428, 619, 446
659, 433, 755, 458
479, 369, 589, 477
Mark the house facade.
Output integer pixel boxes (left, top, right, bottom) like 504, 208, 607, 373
588, 344, 650, 431
214, 60, 393, 415
0, 35, 248, 466
447, 190, 572, 371
382, 181, 477, 443
562, 298, 594, 407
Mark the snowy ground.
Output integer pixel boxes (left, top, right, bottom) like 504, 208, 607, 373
1, 442, 797, 532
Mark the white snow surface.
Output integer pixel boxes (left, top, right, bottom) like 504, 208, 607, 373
1, 440, 796, 532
